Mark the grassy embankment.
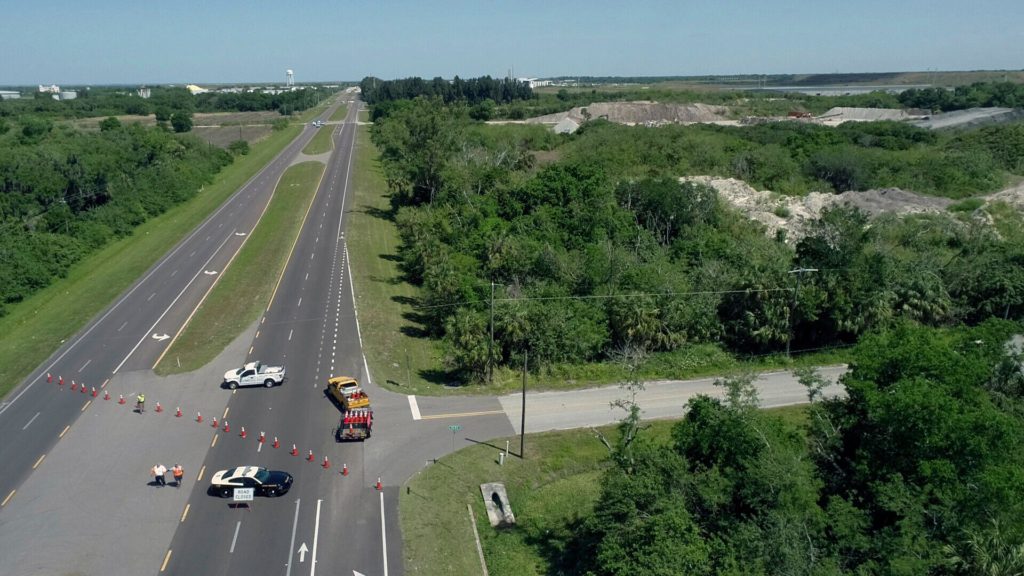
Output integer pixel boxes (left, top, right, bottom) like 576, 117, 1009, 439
401, 405, 810, 575
329, 104, 349, 122
0, 122, 306, 398
302, 125, 334, 155
154, 160, 325, 374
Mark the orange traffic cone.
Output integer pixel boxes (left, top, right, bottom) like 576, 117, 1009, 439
80, 382, 86, 394
322, 456, 331, 469
211, 417, 218, 429
47, 373, 52, 383
223, 421, 230, 433
307, 450, 314, 462
91, 387, 98, 398
155, 402, 163, 413
118, 394, 126, 405
258, 431, 265, 444
103, 390, 110, 401
342, 463, 348, 476
71, 380, 77, 391
196, 412, 203, 423
272, 437, 279, 449
240, 427, 247, 439
376, 477, 382, 491
59, 376, 64, 386
290, 444, 298, 456
175, 407, 182, 418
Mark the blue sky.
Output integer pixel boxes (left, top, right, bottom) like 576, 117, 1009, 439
1, 0, 1021, 85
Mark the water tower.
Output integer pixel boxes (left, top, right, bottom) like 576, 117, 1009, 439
286, 69, 294, 87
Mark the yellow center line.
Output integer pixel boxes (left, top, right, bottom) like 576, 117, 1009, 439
81, 400, 92, 412
59, 425, 71, 438
197, 465, 206, 482
100, 378, 110, 389
32, 454, 46, 469
419, 409, 505, 420
1, 490, 15, 507
211, 434, 218, 448
180, 504, 190, 523
222, 407, 229, 420
160, 550, 172, 572
248, 345, 254, 355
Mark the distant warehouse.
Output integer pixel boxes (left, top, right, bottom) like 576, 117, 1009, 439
0, 90, 21, 100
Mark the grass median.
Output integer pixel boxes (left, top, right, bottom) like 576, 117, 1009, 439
155, 161, 325, 374
302, 125, 334, 155
329, 104, 349, 122
401, 405, 808, 575
0, 123, 304, 397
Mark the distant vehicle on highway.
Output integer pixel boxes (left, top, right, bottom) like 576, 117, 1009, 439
311, 120, 323, 127
223, 361, 286, 389
209, 466, 293, 498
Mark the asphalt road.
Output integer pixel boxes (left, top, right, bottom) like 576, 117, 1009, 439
0, 89, 852, 576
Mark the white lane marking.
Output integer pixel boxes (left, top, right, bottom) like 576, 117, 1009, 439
345, 246, 372, 386
310, 499, 323, 576
114, 232, 236, 374
147, 293, 156, 301
285, 499, 301, 576
408, 396, 421, 421
229, 520, 241, 553
22, 412, 40, 430
257, 440, 263, 453
288, 329, 293, 341
117, 321, 128, 332
380, 491, 389, 576
78, 359, 92, 372
298, 297, 302, 308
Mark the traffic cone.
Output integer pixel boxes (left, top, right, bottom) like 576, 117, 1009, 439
342, 463, 348, 476
197, 412, 203, 423
290, 444, 298, 456
59, 376, 64, 386
307, 450, 314, 462
47, 373, 52, 383
155, 402, 163, 413
118, 394, 126, 405
376, 477, 382, 491
240, 427, 247, 439
211, 417, 218, 429
223, 421, 230, 433
71, 380, 77, 391
175, 406, 182, 418
272, 437, 279, 449
91, 387, 98, 398
258, 431, 265, 444
103, 390, 110, 401
80, 382, 86, 394
322, 456, 331, 469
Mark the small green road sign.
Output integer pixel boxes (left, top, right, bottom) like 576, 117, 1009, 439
448, 424, 462, 432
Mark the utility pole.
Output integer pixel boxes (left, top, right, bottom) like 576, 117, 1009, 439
488, 282, 495, 385
787, 268, 818, 358
520, 349, 527, 459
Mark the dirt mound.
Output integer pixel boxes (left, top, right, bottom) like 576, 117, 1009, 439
527, 102, 729, 125
683, 176, 955, 243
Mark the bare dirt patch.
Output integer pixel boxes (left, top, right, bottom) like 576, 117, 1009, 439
528, 101, 730, 125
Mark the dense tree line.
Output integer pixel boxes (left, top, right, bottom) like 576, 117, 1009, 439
370, 97, 1024, 381
359, 75, 532, 111
554, 320, 1024, 575
899, 82, 1024, 112
0, 115, 231, 316
0, 86, 329, 120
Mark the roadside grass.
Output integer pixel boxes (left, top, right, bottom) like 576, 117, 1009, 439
347, 125, 443, 392
155, 161, 325, 374
329, 104, 349, 122
0, 123, 303, 397
302, 125, 334, 155
402, 405, 811, 575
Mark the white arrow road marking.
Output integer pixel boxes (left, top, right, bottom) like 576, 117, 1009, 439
353, 572, 366, 576
204, 270, 218, 275
235, 232, 247, 236
298, 543, 308, 563
152, 333, 170, 341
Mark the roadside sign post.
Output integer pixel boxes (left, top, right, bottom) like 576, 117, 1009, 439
233, 487, 254, 510
448, 424, 462, 454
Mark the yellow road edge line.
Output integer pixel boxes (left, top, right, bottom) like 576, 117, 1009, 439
101, 378, 110, 389
81, 399, 92, 412
180, 503, 190, 523
1, 490, 14, 507
59, 425, 71, 438
265, 160, 329, 313
222, 407, 229, 420
32, 454, 45, 469
197, 465, 206, 482
419, 410, 505, 420
160, 549, 172, 572
211, 434, 218, 448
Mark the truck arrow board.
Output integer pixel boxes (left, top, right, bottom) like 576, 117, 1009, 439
298, 543, 309, 563
152, 333, 170, 341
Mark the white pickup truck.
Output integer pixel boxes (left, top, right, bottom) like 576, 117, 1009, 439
223, 361, 286, 389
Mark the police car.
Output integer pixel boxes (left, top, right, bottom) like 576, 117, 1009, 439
209, 466, 293, 498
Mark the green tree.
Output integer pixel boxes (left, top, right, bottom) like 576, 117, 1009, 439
170, 111, 193, 133
98, 116, 121, 132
